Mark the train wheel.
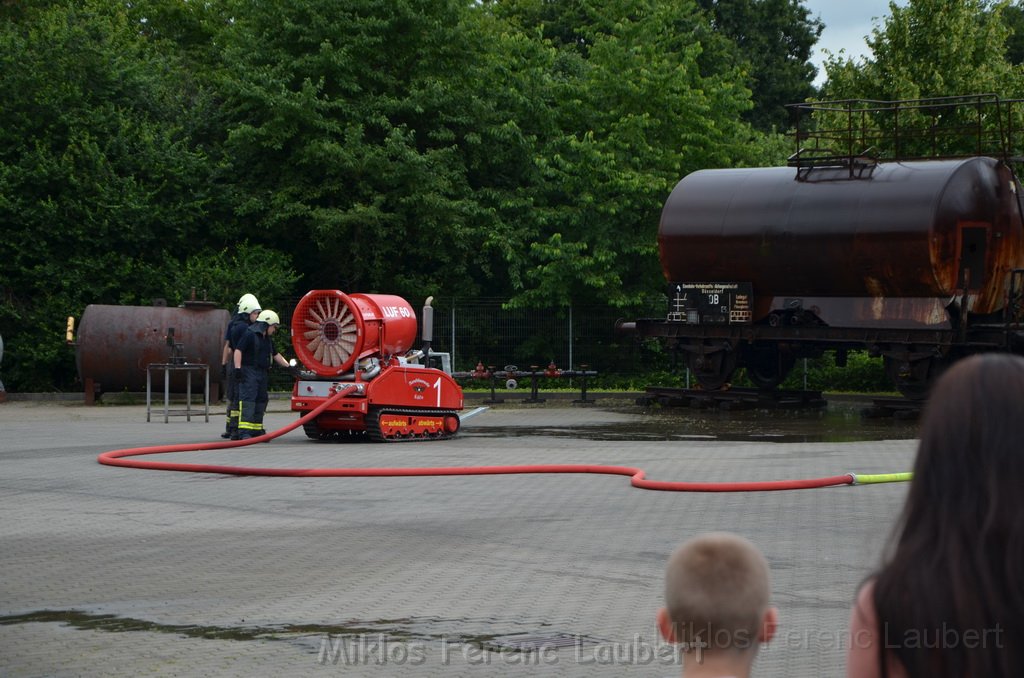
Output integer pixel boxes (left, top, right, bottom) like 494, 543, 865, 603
884, 356, 943, 401
745, 351, 796, 391
688, 349, 737, 391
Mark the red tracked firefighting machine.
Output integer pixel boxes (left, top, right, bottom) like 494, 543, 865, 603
290, 290, 463, 441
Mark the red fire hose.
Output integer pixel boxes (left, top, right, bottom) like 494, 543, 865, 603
97, 386, 902, 492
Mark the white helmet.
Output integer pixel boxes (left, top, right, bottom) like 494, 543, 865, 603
257, 309, 280, 326
237, 293, 261, 314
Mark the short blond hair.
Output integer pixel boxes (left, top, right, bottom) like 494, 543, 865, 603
664, 532, 771, 652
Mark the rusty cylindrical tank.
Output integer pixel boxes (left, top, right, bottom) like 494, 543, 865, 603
658, 157, 1024, 326
76, 302, 229, 393
291, 290, 418, 376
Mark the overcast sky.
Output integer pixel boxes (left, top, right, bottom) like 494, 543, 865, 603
803, 0, 909, 85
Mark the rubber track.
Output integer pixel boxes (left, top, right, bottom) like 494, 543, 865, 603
366, 407, 460, 443
303, 422, 367, 442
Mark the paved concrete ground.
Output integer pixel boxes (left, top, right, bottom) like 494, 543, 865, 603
0, 396, 917, 677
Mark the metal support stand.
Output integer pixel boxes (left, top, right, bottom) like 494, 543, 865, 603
484, 365, 504, 404
146, 363, 210, 423
522, 367, 546, 404
572, 365, 596, 405
455, 364, 599, 405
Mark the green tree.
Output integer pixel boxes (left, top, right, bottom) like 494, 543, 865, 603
0, 0, 798, 390
0, 1, 232, 390
215, 0, 520, 302
816, 0, 1024, 159
696, 0, 823, 131
215, 0, 788, 312
1005, 1, 1024, 64
822, 0, 1024, 100
494, 0, 769, 307
494, 0, 821, 132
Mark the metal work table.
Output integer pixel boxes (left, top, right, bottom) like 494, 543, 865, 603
146, 363, 210, 423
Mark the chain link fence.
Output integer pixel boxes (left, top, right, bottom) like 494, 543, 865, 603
426, 297, 666, 376
269, 295, 669, 391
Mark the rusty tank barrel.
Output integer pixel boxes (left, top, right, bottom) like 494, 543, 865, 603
76, 302, 230, 393
659, 157, 1024, 322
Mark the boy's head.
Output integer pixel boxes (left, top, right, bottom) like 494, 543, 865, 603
657, 532, 777, 655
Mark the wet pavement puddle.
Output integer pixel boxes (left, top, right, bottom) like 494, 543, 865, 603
465, 400, 919, 444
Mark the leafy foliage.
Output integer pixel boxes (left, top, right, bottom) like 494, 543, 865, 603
696, 0, 823, 132
0, 0, 820, 391
821, 0, 1024, 101
813, 1, 1024, 161
171, 245, 301, 312
493, 0, 766, 307
215, 0, 509, 301
560, 349, 890, 393
0, 1, 214, 389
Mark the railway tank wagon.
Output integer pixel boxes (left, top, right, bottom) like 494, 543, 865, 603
631, 148, 1024, 398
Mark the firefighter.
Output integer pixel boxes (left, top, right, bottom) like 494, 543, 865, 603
220, 293, 261, 439
233, 309, 293, 440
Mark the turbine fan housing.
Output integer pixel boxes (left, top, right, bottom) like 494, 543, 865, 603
291, 290, 418, 376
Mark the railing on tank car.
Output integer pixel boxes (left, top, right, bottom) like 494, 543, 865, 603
786, 95, 1024, 179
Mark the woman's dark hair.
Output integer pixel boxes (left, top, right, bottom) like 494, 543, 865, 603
873, 353, 1024, 677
